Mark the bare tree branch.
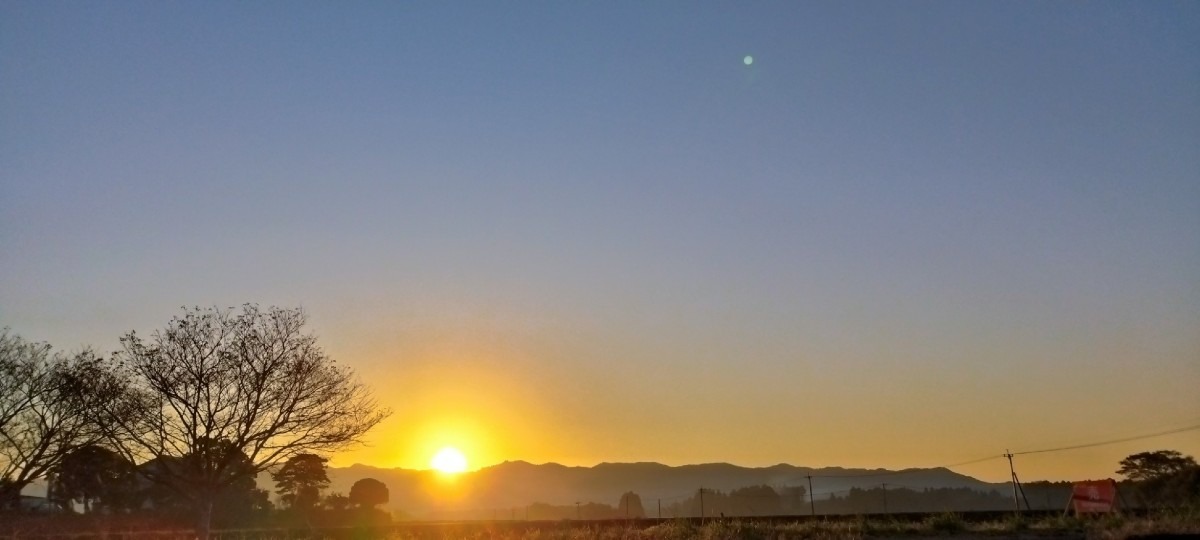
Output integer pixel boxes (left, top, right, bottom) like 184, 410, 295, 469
98, 305, 390, 538
0, 330, 111, 508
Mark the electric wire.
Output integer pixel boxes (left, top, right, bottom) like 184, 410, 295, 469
1011, 423, 1200, 456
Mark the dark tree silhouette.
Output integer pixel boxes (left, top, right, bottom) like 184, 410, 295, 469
1118, 450, 1200, 508
324, 492, 350, 511
139, 438, 272, 526
272, 453, 330, 510
349, 478, 388, 508
97, 306, 389, 538
1118, 450, 1196, 482
617, 491, 645, 518
664, 485, 1013, 517
0, 330, 114, 509
50, 444, 137, 513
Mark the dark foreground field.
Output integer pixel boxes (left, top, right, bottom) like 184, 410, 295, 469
4, 511, 1200, 540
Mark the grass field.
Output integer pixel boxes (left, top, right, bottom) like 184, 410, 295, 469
369, 512, 1199, 540
5, 511, 1199, 540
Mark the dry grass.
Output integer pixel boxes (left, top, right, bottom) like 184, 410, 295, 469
378, 511, 1198, 540
4, 512, 1197, 540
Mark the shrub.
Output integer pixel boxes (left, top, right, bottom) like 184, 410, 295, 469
924, 512, 966, 534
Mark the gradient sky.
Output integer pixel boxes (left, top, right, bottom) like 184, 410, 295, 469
2, 1, 1198, 483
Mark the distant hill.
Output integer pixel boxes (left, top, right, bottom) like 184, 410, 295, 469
323, 461, 1002, 518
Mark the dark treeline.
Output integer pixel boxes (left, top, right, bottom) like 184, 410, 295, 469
28, 444, 392, 531
817, 486, 1013, 515
427, 492, 650, 521
655, 485, 1009, 517
663, 486, 807, 518
429, 480, 1145, 521
496, 458, 1200, 521
662, 475, 1199, 518
0, 306, 390, 539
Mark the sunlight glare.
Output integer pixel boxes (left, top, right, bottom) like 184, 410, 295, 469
431, 446, 468, 474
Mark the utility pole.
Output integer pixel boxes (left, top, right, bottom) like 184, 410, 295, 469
881, 483, 888, 514
575, 501, 581, 520
658, 498, 662, 520
1003, 451, 1022, 513
699, 488, 705, 522
807, 475, 815, 516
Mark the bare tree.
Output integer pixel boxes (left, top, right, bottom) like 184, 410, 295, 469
100, 305, 389, 537
0, 330, 51, 446
0, 330, 110, 508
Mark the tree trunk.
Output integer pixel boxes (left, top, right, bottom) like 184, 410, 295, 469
196, 499, 213, 540
0, 481, 26, 511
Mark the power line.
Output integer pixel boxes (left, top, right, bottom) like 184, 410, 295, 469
1012, 423, 1200, 456
940, 455, 1005, 468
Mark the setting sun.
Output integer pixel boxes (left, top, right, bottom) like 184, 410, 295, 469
431, 446, 468, 474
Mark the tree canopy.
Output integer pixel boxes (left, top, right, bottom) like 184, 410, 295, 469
618, 491, 645, 518
272, 453, 330, 510
97, 305, 389, 537
1117, 450, 1197, 482
349, 478, 388, 508
50, 444, 137, 513
1117, 450, 1200, 508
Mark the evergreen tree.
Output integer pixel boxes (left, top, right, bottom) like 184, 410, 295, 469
272, 453, 330, 510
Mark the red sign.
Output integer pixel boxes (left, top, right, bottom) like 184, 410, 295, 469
1070, 479, 1118, 513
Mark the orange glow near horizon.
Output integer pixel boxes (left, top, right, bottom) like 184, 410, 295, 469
323, 321, 568, 473
322, 319, 1200, 485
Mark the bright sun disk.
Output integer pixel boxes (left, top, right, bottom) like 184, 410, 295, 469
431, 446, 468, 474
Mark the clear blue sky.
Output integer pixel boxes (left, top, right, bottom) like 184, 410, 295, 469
2, 1, 1197, 481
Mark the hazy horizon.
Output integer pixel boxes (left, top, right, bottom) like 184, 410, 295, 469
330, 446, 1198, 484
3, 2, 1197, 485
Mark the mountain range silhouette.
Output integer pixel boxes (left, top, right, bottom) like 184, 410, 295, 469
325, 461, 1003, 517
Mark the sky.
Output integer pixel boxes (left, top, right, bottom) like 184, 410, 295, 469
1, 1, 1197, 483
